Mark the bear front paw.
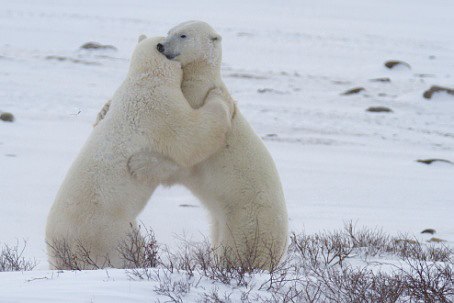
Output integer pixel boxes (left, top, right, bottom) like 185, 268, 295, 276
206, 88, 235, 119
128, 150, 180, 185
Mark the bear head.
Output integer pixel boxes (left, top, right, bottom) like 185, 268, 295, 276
129, 35, 183, 85
157, 21, 222, 67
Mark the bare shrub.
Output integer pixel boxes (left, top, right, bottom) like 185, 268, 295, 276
159, 237, 256, 287
117, 224, 159, 269
152, 269, 192, 303
47, 224, 160, 271
344, 221, 392, 256
392, 238, 453, 262
403, 258, 454, 302
286, 224, 453, 303
46, 238, 111, 270
197, 287, 233, 303
308, 267, 405, 303
0, 240, 37, 272
289, 230, 354, 269
290, 222, 453, 267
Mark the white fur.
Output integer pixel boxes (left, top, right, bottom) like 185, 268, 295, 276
161, 21, 289, 269
45, 36, 234, 269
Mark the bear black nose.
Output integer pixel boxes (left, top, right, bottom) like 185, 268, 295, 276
157, 43, 164, 53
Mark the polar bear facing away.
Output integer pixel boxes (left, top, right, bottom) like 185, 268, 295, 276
157, 21, 289, 269
45, 35, 235, 269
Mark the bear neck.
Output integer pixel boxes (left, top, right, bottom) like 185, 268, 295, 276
126, 71, 180, 89
181, 60, 224, 109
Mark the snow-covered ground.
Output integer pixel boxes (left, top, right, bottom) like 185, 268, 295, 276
1, 0, 453, 301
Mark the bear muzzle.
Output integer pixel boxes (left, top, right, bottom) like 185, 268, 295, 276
156, 43, 179, 60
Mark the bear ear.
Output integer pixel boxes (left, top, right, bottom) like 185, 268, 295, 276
210, 34, 222, 42
138, 34, 147, 43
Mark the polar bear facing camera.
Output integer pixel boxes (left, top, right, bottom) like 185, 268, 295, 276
157, 21, 289, 269
45, 35, 235, 269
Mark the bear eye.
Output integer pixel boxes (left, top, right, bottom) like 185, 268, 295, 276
180, 34, 187, 39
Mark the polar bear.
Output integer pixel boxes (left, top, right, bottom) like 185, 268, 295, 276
157, 21, 289, 269
45, 35, 235, 269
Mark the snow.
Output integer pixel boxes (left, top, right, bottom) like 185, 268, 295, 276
1, 0, 453, 301
0, 268, 276, 303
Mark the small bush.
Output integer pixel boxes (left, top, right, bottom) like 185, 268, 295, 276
46, 238, 111, 270
118, 224, 160, 269
0, 240, 37, 272
48, 224, 159, 271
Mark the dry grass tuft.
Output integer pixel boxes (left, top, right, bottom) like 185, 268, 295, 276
0, 240, 37, 272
